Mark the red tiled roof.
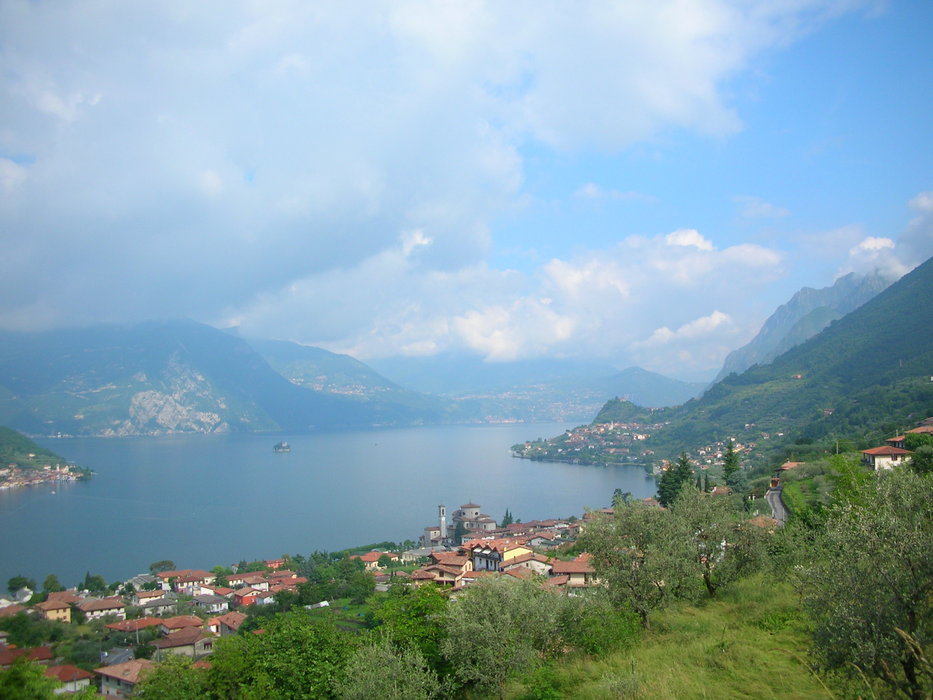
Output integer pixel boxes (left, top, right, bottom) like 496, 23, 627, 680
0, 646, 53, 666
0, 604, 25, 618
153, 627, 213, 649
77, 596, 125, 612
46, 591, 81, 604
105, 617, 163, 633
215, 611, 247, 631
156, 569, 213, 580
550, 555, 595, 575
862, 446, 913, 456
35, 599, 70, 611
94, 659, 155, 684
160, 615, 204, 630
45, 664, 94, 683
461, 537, 529, 554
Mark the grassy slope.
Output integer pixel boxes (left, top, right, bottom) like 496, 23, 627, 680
509, 575, 833, 699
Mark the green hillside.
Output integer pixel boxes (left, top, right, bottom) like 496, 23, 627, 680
605, 256, 933, 457
0, 425, 61, 466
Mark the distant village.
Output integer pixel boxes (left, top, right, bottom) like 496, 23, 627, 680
0, 459, 88, 490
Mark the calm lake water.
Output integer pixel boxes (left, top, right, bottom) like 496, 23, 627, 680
0, 424, 656, 586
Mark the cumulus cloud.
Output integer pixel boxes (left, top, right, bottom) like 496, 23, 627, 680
227, 228, 783, 377
665, 229, 715, 251
0, 0, 884, 377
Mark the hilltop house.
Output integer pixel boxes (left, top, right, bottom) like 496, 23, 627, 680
461, 538, 532, 572
152, 627, 215, 660
34, 598, 71, 623
77, 596, 126, 621
94, 659, 156, 698
861, 445, 913, 471
44, 664, 94, 693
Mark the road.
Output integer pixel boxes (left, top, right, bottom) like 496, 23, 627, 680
766, 486, 788, 525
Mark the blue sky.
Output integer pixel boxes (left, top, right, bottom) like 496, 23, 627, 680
0, 0, 930, 380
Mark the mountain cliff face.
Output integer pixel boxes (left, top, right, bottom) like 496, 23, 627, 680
713, 272, 892, 383
0, 321, 425, 436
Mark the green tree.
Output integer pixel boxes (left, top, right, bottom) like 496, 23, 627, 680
377, 553, 393, 570
558, 591, 639, 655
7, 575, 36, 595
373, 584, 447, 669
208, 611, 355, 699
41, 574, 64, 594
721, 440, 740, 481
134, 653, 210, 699
441, 576, 562, 695
612, 489, 633, 509
579, 502, 690, 629
0, 656, 59, 700
801, 468, 933, 700
908, 444, 933, 475
148, 560, 175, 574
336, 634, 439, 700
657, 452, 694, 507
500, 509, 513, 527
79, 572, 107, 593
452, 520, 466, 545
669, 486, 764, 597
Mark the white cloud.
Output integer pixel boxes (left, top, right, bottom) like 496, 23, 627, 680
849, 236, 894, 254
734, 195, 790, 218
665, 229, 714, 251
908, 191, 933, 212
637, 310, 733, 347
573, 182, 656, 203
0, 0, 877, 377
0, 158, 27, 193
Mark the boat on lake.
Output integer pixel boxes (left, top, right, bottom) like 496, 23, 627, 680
273, 441, 291, 453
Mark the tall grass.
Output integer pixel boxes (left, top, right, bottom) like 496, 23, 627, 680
508, 574, 834, 699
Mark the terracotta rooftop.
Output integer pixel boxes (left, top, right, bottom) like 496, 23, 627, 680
153, 626, 213, 649
862, 446, 913, 456
0, 645, 53, 666
45, 664, 94, 683
105, 617, 163, 633
214, 611, 247, 630
160, 615, 204, 630
94, 658, 156, 684
77, 596, 125, 612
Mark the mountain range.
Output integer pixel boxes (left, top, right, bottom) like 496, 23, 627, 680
0, 260, 921, 440
617, 256, 933, 457
713, 271, 892, 383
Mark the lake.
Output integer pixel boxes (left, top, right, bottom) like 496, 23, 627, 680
0, 423, 656, 586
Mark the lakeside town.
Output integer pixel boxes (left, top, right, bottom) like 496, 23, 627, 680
0, 497, 621, 696
0, 418, 929, 696
0, 462, 89, 491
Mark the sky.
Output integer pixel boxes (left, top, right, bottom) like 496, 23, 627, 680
1, 1, 931, 381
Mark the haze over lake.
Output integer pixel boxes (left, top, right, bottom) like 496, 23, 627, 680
1, 424, 656, 585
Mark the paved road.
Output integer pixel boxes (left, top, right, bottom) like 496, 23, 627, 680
766, 486, 788, 525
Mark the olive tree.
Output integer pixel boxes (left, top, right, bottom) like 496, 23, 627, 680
441, 576, 562, 695
336, 634, 439, 700
801, 468, 933, 700
579, 501, 693, 629
668, 486, 765, 597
